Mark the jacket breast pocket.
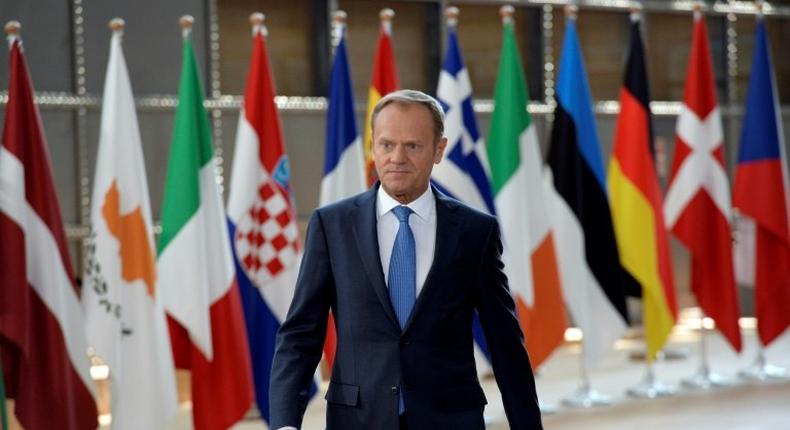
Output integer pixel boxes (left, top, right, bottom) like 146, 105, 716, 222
324, 381, 360, 407
437, 384, 487, 412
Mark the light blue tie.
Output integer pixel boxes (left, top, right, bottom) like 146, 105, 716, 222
388, 205, 415, 414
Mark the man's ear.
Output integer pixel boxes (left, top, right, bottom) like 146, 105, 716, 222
434, 137, 448, 164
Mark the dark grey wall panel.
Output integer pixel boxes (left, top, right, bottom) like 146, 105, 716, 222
0, 0, 73, 91
41, 110, 78, 223
82, 0, 210, 95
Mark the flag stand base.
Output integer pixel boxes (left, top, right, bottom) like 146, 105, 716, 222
562, 357, 612, 408
539, 401, 558, 415
627, 364, 676, 399
739, 349, 788, 381
682, 323, 732, 389
682, 365, 732, 389
562, 382, 612, 408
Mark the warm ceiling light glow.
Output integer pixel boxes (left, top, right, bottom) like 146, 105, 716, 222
738, 317, 757, 329
564, 327, 583, 342
90, 364, 109, 380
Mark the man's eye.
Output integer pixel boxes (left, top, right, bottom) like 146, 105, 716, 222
407, 143, 419, 151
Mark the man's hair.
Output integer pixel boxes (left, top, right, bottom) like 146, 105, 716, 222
370, 89, 445, 142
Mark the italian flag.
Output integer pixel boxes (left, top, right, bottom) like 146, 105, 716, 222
487, 14, 567, 368
157, 27, 253, 430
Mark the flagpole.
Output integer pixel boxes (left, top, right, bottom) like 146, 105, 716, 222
180, 14, 194, 40
739, 342, 788, 381
682, 313, 732, 389
562, 333, 612, 408
5, 20, 19, 49
330, 10, 347, 54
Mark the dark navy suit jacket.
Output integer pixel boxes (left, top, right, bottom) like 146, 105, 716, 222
269, 185, 543, 429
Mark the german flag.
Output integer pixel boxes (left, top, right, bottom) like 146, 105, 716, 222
608, 13, 677, 361
362, 8, 399, 186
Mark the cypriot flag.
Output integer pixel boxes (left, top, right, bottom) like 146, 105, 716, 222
82, 21, 177, 430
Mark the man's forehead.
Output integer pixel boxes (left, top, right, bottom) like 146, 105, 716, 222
375, 103, 433, 127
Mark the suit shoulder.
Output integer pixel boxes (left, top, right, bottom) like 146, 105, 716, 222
437, 192, 497, 226
314, 189, 373, 220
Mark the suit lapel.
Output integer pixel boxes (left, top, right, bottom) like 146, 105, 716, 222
402, 188, 462, 335
351, 186, 401, 331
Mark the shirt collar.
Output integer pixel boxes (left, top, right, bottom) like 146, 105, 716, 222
376, 185, 435, 222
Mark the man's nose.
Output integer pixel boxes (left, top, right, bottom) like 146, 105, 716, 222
391, 145, 407, 162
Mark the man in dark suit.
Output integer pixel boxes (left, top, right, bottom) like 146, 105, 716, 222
270, 89, 543, 430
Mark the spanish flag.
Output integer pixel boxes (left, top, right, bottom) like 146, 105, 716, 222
363, 8, 399, 186
608, 13, 677, 361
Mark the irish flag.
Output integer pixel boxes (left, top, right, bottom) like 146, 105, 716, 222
487, 8, 566, 368
362, 8, 398, 186
158, 19, 253, 430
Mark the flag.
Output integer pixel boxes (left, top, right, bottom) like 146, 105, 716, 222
608, 14, 677, 361
82, 26, 177, 429
319, 23, 366, 371
733, 15, 790, 346
547, 15, 629, 366
0, 34, 97, 429
158, 27, 253, 430
226, 20, 312, 423
487, 13, 566, 368
362, 10, 399, 186
1, 353, 9, 430
432, 12, 497, 372
664, 11, 742, 352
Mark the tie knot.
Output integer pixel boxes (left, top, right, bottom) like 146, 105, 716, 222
392, 206, 412, 223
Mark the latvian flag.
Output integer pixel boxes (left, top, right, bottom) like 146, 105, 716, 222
0, 27, 97, 429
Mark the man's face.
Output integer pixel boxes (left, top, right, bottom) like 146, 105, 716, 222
372, 103, 447, 204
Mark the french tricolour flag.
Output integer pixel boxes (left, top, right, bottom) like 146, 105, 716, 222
319, 21, 367, 371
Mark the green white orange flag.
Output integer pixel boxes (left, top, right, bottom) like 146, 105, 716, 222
157, 19, 253, 430
487, 9, 566, 368
362, 8, 399, 186
608, 12, 677, 361
82, 22, 177, 429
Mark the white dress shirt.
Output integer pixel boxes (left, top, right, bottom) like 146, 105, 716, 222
376, 185, 436, 296
276, 186, 436, 430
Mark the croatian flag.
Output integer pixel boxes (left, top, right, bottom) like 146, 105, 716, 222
226, 19, 313, 423
432, 14, 496, 370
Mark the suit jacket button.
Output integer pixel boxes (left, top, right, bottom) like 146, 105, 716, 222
391, 386, 399, 395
